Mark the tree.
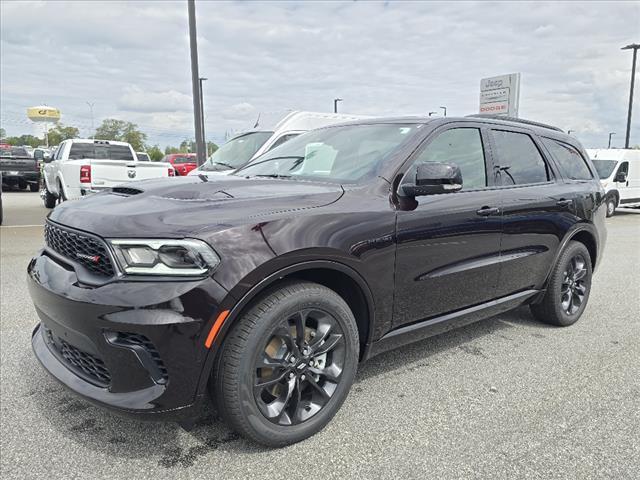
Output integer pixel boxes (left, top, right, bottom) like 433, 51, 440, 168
0, 127, 6, 140
179, 139, 193, 153
146, 145, 164, 162
94, 119, 147, 151
47, 124, 79, 146
3, 134, 42, 147
164, 146, 181, 154
207, 141, 219, 156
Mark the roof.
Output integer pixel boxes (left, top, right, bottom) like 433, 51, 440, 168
68, 138, 132, 147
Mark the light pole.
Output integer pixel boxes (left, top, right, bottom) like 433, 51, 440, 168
608, 132, 616, 149
567, 130, 574, 135
188, 0, 206, 166
622, 43, 639, 149
333, 98, 343, 113
428, 111, 438, 117
86, 101, 95, 139
199, 77, 207, 155
440, 106, 447, 117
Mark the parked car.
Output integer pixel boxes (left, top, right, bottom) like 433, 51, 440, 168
161, 153, 197, 176
586, 148, 640, 216
189, 110, 369, 177
0, 146, 40, 191
136, 151, 151, 162
28, 116, 606, 447
41, 139, 175, 208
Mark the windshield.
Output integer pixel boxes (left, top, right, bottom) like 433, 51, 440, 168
591, 159, 618, 179
171, 156, 196, 164
235, 123, 420, 183
200, 131, 273, 171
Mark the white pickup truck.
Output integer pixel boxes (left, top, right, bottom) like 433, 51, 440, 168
42, 139, 174, 208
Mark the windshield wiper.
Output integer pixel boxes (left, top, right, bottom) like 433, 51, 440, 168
251, 174, 293, 179
213, 161, 234, 169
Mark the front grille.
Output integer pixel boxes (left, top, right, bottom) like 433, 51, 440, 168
60, 341, 112, 385
44, 222, 114, 277
113, 332, 169, 383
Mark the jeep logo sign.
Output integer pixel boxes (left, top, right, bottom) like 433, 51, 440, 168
127, 169, 136, 179
479, 73, 520, 117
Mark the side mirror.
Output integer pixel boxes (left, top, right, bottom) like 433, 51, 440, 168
615, 171, 627, 183
400, 162, 463, 197
34, 150, 44, 161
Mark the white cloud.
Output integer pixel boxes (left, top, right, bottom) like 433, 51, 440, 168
117, 86, 192, 113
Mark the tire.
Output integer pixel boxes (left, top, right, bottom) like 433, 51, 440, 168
57, 180, 66, 204
43, 183, 57, 209
29, 183, 39, 192
530, 241, 592, 327
212, 280, 359, 447
606, 196, 617, 217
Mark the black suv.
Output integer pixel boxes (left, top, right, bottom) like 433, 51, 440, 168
28, 116, 606, 446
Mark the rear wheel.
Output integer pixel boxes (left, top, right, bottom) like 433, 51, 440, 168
57, 180, 66, 204
530, 241, 592, 326
606, 196, 616, 217
213, 280, 359, 447
43, 183, 57, 208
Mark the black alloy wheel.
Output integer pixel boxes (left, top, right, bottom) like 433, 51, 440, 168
253, 308, 346, 426
530, 240, 592, 326
560, 254, 588, 316
213, 280, 359, 447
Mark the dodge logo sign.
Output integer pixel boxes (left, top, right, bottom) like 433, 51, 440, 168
127, 169, 136, 179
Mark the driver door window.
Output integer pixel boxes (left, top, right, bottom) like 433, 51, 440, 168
410, 128, 488, 190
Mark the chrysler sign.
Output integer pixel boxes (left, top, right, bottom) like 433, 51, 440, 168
479, 73, 521, 117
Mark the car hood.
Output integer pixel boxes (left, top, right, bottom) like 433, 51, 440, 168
48, 176, 344, 238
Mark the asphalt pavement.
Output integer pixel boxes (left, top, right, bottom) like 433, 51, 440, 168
1, 191, 639, 479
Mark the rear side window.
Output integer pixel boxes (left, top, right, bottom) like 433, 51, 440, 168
68, 143, 134, 161
412, 128, 487, 189
491, 130, 549, 185
542, 138, 592, 180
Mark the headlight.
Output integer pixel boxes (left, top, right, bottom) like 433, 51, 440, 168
109, 239, 220, 276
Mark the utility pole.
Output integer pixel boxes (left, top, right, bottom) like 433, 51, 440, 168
333, 98, 343, 113
86, 101, 95, 139
608, 132, 616, 149
199, 77, 207, 156
622, 44, 639, 149
188, 0, 206, 166
440, 106, 447, 117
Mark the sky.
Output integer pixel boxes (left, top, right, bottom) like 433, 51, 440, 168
1, 0, 639, 149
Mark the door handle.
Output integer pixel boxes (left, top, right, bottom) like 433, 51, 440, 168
556, 199, 573, 208
476, 206, 500, 216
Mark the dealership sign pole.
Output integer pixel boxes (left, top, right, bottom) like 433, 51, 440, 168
479, 73, 521, 117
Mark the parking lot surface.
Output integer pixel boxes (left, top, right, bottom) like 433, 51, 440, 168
1, 191, 639, 479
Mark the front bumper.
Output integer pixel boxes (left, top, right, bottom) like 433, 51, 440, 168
28, 250, 230, 420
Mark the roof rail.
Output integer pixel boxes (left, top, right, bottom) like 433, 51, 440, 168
466, 114, 564, 132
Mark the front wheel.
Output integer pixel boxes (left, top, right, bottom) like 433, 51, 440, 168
530, 241, 592, 326
606, 196, 617, 217
212, 280, 359, 447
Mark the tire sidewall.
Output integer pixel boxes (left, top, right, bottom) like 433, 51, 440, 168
221, 283, 359, 446
606, 197, 616, 217
547, 242, 593, 326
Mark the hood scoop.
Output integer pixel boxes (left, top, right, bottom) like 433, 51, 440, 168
159, 188, 234, 201
112, 186, 144, 196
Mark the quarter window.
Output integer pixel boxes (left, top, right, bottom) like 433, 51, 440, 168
411, 128, 487, 189
491, 130, 549, 185
542, 138, 592, 180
